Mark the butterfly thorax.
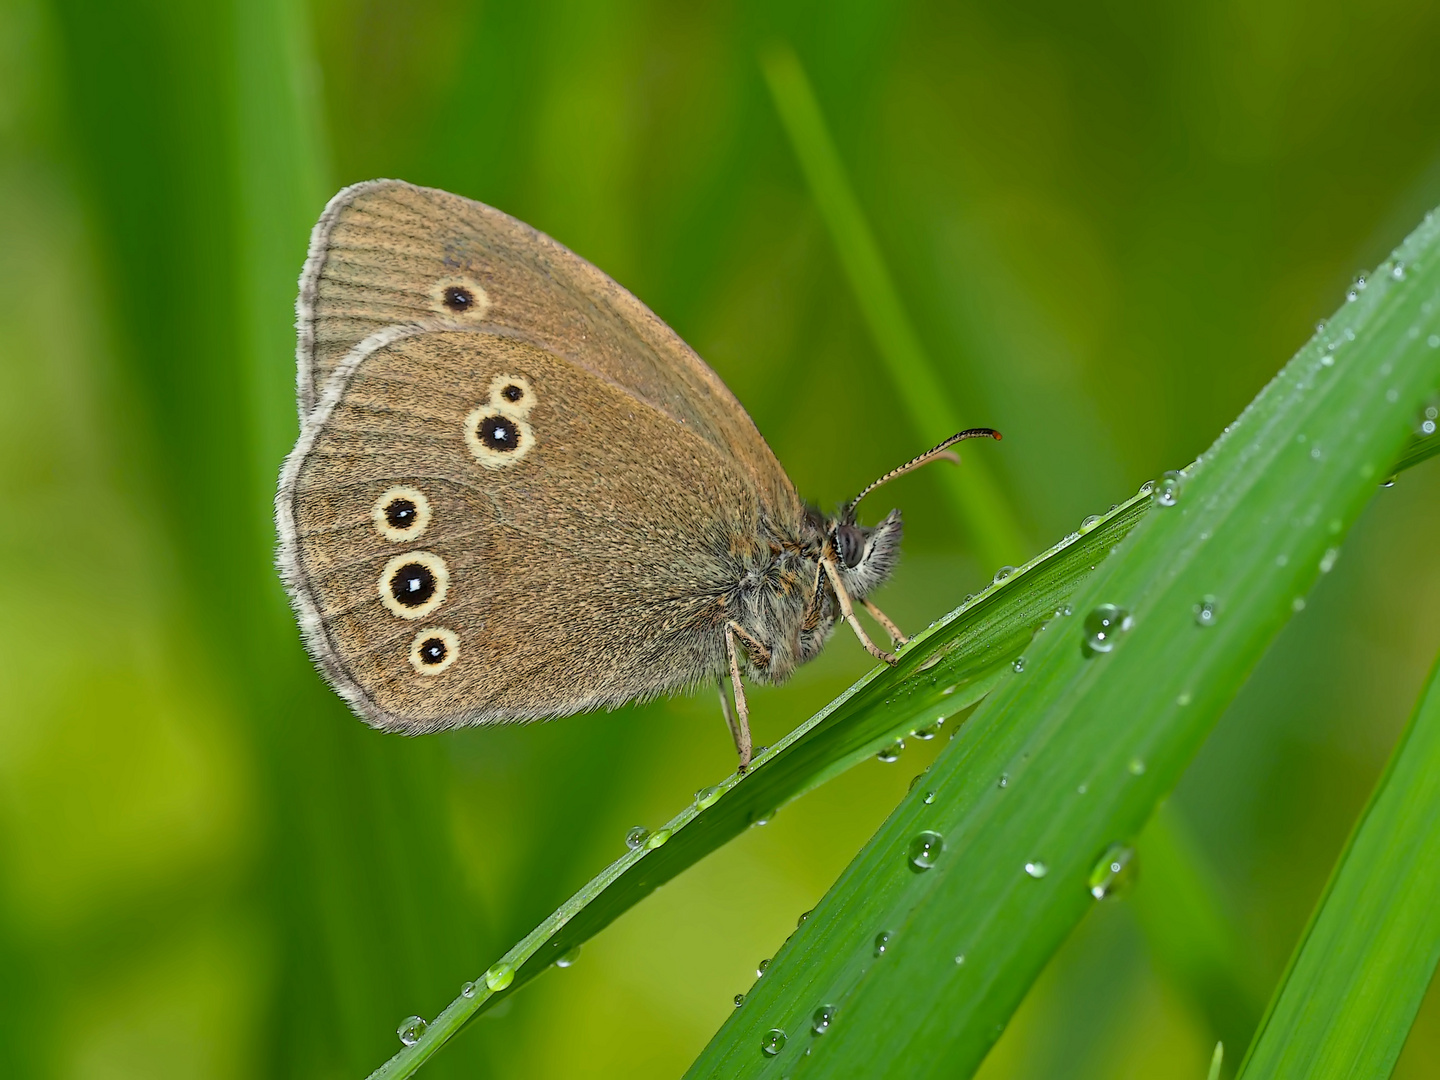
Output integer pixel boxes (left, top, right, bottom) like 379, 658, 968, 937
718, 506, 903, 686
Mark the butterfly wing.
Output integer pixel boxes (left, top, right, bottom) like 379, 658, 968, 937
277, 327, 773, 732
296, 179, 796, 512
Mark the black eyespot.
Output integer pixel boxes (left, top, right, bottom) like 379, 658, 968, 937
836, 524, 866, 568
418, 636, 448, 665
384, 498, 418, 530
443, 285, 474, 311
478, 414, 518, 451
389, 562, 437, 607
501, 384, 524, 402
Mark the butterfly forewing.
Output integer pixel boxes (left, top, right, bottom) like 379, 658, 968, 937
296, 180, 795, 511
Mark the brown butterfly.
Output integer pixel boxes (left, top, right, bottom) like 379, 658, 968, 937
275, 181, 998, 770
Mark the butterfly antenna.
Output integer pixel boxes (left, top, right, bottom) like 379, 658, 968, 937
844, 428, 1002, 522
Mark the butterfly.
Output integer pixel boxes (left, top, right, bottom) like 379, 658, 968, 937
276, 180, 998, 770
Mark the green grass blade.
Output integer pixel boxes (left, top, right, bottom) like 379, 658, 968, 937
759, 42, 1028, 568
363, 491, 1152, 1079
364, 271, 1438, 1079
1235, 648, 1440, 1079
1208, 1043, 1225, 1080
683, 210, 1440, 1078
1390, 428, 1438, 475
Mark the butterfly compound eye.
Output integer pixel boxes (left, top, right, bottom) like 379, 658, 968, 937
378, 551, 450, 619
836, 524, 867, 568
371, 485, 432, 542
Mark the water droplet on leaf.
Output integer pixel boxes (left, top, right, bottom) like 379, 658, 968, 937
1194, 596, 1219, 627
874, 930, 891, 956
625, 826, 650, 850
398, 1016, 427, 1046
1088, 843, 1137, 899
1024, 861, 1049, 878
811, 1004, 837, 1035
1082, 604, 1132, 655
555, 945, 581, 968
908, 830, 945, 872
485, 963, 515, 991
762, 1029, 787, 1057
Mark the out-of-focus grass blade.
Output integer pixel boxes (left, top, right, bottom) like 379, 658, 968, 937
364, 490, 1152, 1079
759, 42, 1028, 569
1235, 649, 1440, 1079
684, 210, 1440, 1078
1208, 1043, 1225, 1080
1132, 806, 1264, 1058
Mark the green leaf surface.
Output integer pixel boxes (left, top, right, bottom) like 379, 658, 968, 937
1236, 648, 1440, 1079
684, 212, 1440, 1077
365, 491, 1153, 1079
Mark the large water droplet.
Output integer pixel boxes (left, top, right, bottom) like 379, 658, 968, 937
734, 993, 745, 1007
908, 830, 945, 872
876, 739, 905, 763
1194, 595, 1219, 627
797, 909, 813, 927
761, 1029, 787, 1057
873, 930, 891, 956
1082, 604, 1132, 655
485, 963, 514, 992
555, 945, 581, 968
993, 565, 1017, 584
1155, 470, 1182, 506
756, 958, 770, 978
1079, 514, 1102, 534
751, 807, 777, 826
1088, 843, 1137, 899
461, 981, 477, 999
1024, 860, 1049, 878
694, 785, 721, 810
645, 827, 673, 849
1012, 656, 1026, 673
923, 790, 936, 804
910, 721, 940, 741
811, 1004, 837, 1036
625, 826, 650, 850
398, 1015, 427, 1046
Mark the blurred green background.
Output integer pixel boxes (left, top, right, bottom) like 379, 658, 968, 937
2, 0, 1439, 1076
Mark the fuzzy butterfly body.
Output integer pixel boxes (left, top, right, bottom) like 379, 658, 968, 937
277, 180, 994, 766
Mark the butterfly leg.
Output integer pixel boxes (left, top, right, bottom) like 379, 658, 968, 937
722, 625, 754, 773
862, 599, 908, 646
822, 557, 898, 665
